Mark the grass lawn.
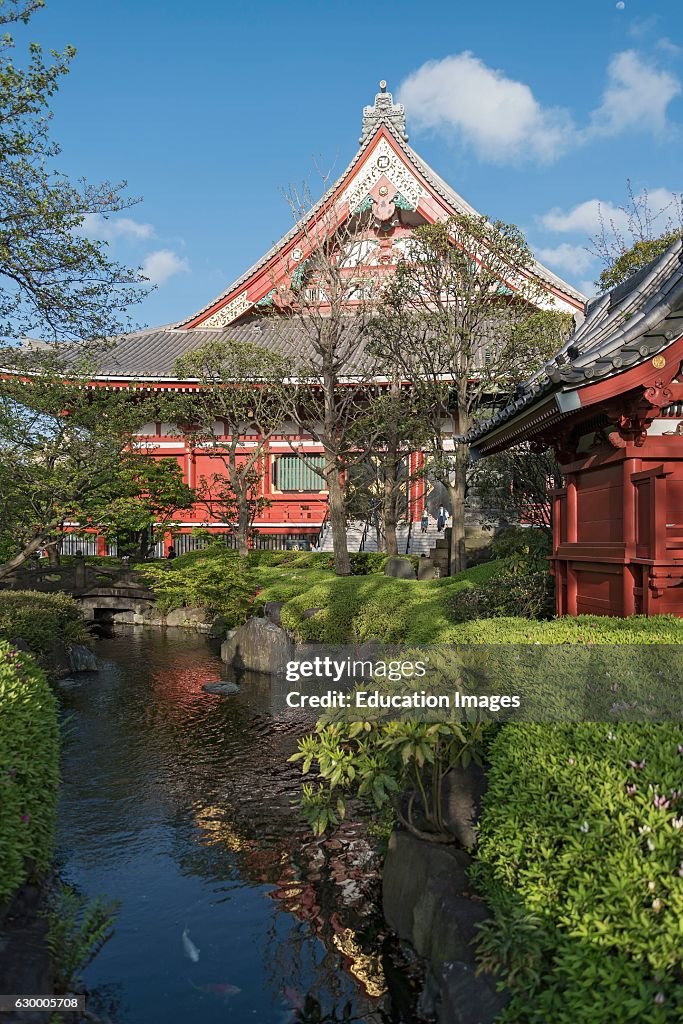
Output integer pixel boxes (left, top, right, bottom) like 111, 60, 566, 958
254, 559, 504, 644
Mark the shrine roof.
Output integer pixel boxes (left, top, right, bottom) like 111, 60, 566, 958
167, 83, 585, 331
61, 317, 373, 381
469, 237, 683, 455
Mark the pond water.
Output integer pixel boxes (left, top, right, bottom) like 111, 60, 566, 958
56, 627, 420, 1024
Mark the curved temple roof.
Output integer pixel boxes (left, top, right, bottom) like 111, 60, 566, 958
69, 83, 586, 381
469, 238, 683, 454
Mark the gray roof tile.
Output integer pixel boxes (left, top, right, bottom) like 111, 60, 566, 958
469, 238, 683, 448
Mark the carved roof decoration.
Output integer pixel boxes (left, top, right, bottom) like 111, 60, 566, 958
468, 237, 683, 455
360, 81, 408, 143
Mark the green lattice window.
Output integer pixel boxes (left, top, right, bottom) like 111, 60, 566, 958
273, 455, 326, 492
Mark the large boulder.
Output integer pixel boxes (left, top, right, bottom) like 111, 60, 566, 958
263, 601, 285, 626
383, 831, 470, 944
45, 639, 71, 678
68, 644, 98, 673
220, 616, 293, 673
417, 557, 437, 581
165, 606, 211, 630
384, 556, 416, 580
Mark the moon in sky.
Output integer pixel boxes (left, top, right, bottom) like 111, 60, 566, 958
616, 1, 625, 8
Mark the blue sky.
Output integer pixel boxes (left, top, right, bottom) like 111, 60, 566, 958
19, 0, 683, 327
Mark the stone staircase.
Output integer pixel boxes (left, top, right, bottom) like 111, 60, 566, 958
319, 519, 446, 557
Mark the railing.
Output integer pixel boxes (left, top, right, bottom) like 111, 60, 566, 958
315, 509, 330, 550
60, 534, 99, 557
253, 533, 314, 551
405, 520, 413, 555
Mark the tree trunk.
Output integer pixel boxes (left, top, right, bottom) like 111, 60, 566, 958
0, 534, 49, 581
45, 539, 61, 566
327, 464, 350, 576
383, 462, 398, 556
448, 446, 469, 575
236, 497, 251, 558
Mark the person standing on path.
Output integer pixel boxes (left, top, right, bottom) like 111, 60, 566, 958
420, 508, 429, 534
437, 505, 449, 532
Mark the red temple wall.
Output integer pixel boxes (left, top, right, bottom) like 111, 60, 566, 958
552, 435, 683, 617
135, 431, 425, 541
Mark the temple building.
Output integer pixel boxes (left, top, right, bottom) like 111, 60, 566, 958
470, 239, 683, 617
83, 84, 585, 554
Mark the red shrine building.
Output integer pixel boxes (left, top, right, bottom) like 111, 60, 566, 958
471, 239, 683, 617
84, 84, 584, 554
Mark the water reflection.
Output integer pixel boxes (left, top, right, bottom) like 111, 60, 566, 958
56, 627, 419, 1023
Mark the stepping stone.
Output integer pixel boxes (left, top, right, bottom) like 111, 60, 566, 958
202, 681, 240, 695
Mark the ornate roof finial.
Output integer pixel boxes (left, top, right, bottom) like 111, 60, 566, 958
359, 80, 408, 144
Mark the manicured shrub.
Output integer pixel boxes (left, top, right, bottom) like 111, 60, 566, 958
475, 722, 683, 1021
490, 525, 552, 569
138, 545, 254, 625
449, 569, 554, 622
276, 561, 507, 644
292, 716, 490, 837
0, 590, 90, 657
439, 614, 683, 644
247, 549, 335, 571
0, 642, 60, 903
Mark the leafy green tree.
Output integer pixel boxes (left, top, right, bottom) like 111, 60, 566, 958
274, 184, 383, 576
80, 457, 196, 559
370, 216, 570, 573
0, 2, 152, 575
0, 0, 147, 343
173, 339, 290, 557
0, 382, 175, 577
347, 382, 428, 555
470, 443, 561, 534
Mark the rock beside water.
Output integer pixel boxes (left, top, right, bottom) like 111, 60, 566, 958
202, 681, 240, 695
220, 616, 293, 672
68, 644, 98, 673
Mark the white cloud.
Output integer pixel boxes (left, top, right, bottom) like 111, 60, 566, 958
398, 48, 681, 166
397, 53, 575, 164
539, 199, 629, 236
657, 37, 682, 57
587, 50, 681, 137
141, 249, 190, 285
540, 188, 680, 236
78, 212, 155, 241
536, 243, 595, 275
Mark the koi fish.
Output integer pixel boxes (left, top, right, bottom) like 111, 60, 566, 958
189, 981, 241, 1001
182, 926, 200, 962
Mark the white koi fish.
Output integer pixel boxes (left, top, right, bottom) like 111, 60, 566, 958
182, 926, 200, 962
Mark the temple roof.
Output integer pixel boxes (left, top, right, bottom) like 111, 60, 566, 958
65, 83, 586, 381
77, 318, 372, 380
175, 84, 584, 331
469, 237, 683, 455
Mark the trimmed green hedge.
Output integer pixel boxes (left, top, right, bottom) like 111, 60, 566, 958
0, 642, 60, 903
0, 590, 91, 658
475, 723, 683, 1021
440, 614, 683, 644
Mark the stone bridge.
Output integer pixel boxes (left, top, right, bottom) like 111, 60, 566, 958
0, 554, 156, 621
